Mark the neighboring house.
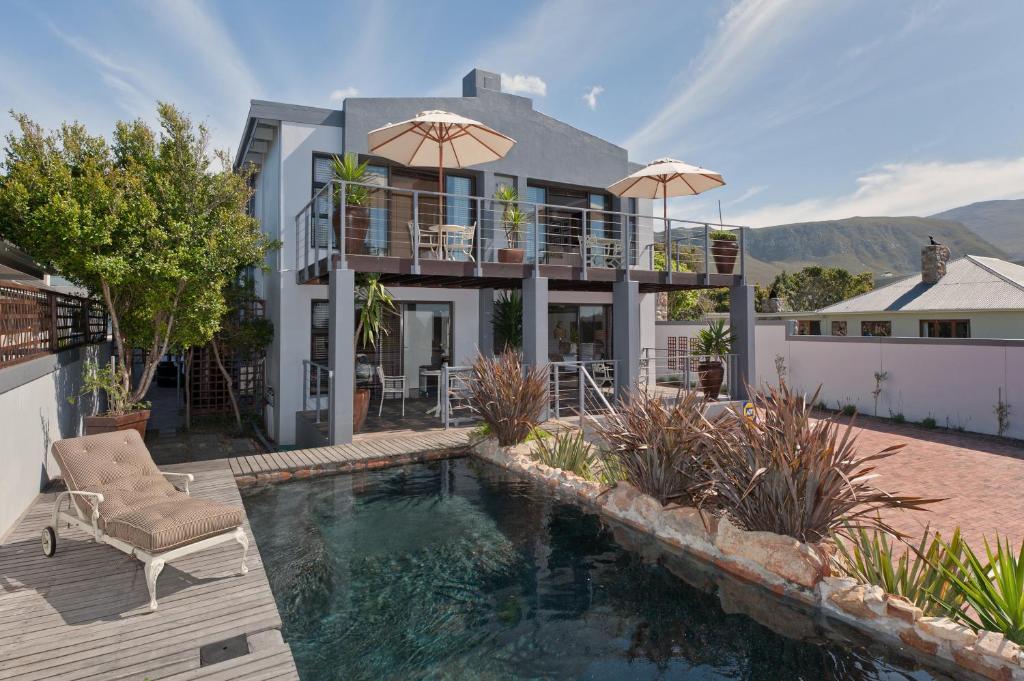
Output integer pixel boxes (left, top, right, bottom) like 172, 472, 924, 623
234, 68, 755, 446
790, 246, 1024, 339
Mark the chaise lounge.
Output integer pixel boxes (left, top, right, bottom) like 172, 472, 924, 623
42, 430, 249, 611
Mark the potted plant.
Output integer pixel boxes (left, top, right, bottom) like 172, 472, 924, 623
495, 185, 528, 263
332, 153, 371, 256
354, 274, 395, 431
709, 230, 739, 274
74, 359, 152, 436
694, 319, 736, 400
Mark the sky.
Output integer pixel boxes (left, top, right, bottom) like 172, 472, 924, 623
1, 0, 1023, 227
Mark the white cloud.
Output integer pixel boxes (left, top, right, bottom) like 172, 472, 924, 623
501, 73, 547, 96
583, 85, 604, 110
625, 0, 822, 159
329, 87, 359, 102
730, 157, 1024, 227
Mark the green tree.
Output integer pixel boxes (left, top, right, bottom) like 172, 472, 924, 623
654, 248, 702, 320
768, 266, 873, 311
0, 105, 274, 406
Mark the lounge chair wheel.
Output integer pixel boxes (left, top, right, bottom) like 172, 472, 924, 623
41, 526, 56, 557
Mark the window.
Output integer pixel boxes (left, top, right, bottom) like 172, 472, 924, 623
311, 154, 334, 248
797, 320, 821, 335
310, 300, 330, 391
363, 164, 388, 255
831, 321, 847, 336
861, 321, 891, 337
588, 193, 609, 239
524, 185, 546, 262
920, 319, 970, 338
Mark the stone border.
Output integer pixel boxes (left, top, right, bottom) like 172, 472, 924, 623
471, 436, 1024, 681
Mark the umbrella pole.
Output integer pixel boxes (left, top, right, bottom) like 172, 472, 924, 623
438, 140, 444, 223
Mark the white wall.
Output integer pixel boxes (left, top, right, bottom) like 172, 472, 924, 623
815, 311, 1024, 339
659, 320, 1024, 439
0, 344, 108, 540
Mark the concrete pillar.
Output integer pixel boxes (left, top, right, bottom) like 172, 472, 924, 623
729, 284, 756, 401
522, 278, 548, 368
478, 288, 494, 357
613, 279, 641, 400
328, 268, 355, 444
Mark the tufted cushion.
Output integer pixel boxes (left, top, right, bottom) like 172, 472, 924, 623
51, 430, 242, 553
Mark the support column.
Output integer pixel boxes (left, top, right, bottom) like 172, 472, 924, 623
328, 268, 355, 444
729, 284, 756, 401
478, 288, 495, 357
613, 279, 640, 400
522, 278, 548, 368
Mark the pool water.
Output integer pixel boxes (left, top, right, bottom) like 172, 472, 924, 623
243, 458, 949, 681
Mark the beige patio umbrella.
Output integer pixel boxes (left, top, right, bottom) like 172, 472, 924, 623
367, 110, 516, 197
606, 158, 725, 225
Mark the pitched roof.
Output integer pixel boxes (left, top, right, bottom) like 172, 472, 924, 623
818, 255, 1024, 313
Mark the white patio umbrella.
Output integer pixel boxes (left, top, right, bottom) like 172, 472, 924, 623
367, 110, 516, 197
606, 158, 725, 226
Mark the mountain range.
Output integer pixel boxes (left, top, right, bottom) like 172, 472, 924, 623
739, 199, 1024, 285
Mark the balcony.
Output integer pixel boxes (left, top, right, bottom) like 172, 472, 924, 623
294, 181, 747, 292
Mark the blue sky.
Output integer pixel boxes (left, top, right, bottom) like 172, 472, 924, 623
2, 0, 1023, 227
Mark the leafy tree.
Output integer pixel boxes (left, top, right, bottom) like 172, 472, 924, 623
654, 248, 702, 320
0, 105, 274, 406
768, 266, 873, 311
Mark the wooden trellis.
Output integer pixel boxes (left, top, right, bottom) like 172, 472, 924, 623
0, 280, 107, 369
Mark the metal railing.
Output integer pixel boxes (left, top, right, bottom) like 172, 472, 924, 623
640, 348, 738, 401
293, 180, 747, 280
441, 364, 478, 428
301, 359, 333, 428
549, 360, 616, 419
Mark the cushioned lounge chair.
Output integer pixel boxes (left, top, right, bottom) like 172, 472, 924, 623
42, 430, 248, 611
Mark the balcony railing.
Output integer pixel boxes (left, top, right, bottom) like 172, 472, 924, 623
294, 181, 747, 282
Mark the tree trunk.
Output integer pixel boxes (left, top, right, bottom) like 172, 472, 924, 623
184, 347, 193, 431
211, 339, 242, 431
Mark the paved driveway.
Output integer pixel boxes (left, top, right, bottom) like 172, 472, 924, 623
843, 417, 1024, 549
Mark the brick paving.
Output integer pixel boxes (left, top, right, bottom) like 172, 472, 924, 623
844, 417, 1024, 548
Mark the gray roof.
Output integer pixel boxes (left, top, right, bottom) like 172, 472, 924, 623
818, 255, 1024, 313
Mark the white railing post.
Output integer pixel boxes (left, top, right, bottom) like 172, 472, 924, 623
533, 204, 541, 274
739, 226, 746, 284
474, 196, 483, 275
553, 365, 560, 417
326, 368, 334, 434
578, 364, 585, 430
314, 365, 322, 423
441, 364, 450, 428
338, 180, 347, 270
665, 216, 672, 280
703, 223, 711, 285
412, 189, 421, 274
294, 215, 301, 277
580, 207, 588, 277
302, 361, 309, 413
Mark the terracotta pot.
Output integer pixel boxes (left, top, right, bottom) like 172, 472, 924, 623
84, 409, 151, 438
498, 248, 525, 264
332, 205, 369, 255
711, 238, 739, 274
698, 361, 724, 400
353, 388, 371, 432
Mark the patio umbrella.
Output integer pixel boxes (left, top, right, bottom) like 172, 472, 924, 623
606, 158, 725, 226
367, 110, 516, 198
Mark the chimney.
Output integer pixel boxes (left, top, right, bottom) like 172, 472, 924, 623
921, 244, 951, 284
462, 69, 501, 97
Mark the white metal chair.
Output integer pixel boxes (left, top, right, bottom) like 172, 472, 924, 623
376, 365, 406, 417
592, 361, 615, 389
407, 221, 442, 259
441, 222, 476, 261
586, 235, 623, 268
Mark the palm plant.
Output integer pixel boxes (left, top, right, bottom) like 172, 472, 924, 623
494, 184, 528, 248
832, 525, 965, 616
331, 152, 370, 207
693, 319, 735, 359
355, 274, 394, 348
705, 383, 938, 543
492, 290, 523, 351
930, 536, 1024, 644
468, 351, 548, 446
595, 390, 718, 506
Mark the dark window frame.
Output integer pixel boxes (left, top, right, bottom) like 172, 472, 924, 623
861, 320, 892, 337
919, 319, 970, 338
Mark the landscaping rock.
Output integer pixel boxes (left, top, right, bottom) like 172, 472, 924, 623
974, 632, 1022, 665
885, 595, 923, 624
828, 584, 886, 620
952, 647, 1015, 681
714, 519, 826, 589
916, 617, 978, 647
654, 507, 717, 557
899, 628, 939, 655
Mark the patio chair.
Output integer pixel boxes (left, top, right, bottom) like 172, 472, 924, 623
585, 235, 623, 268
407, 221, 442, 259
42, 430, 248, 611
376, 365, 406, 417
441, 223, 476, 261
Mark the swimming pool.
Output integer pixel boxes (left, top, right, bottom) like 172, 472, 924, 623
243, 457, 945, 680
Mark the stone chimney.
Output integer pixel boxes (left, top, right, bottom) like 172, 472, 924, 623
921, 244, 951, 284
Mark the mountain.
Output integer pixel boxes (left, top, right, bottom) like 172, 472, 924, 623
740, 216, 1008, 284
931, 199, 1024, 260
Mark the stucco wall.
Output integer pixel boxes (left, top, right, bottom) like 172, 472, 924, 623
814, 311, 1024, 339
0, 343, 109, 540
659, 320, 1024, 439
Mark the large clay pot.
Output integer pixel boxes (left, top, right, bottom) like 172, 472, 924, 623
698, 361, 724, 400
332, 205, 369, 255
711, 238, 739, 274
353, 388, 371, 432
498, 248, 525, 264
84, 409, 151, 438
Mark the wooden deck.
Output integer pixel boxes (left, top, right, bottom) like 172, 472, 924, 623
228, 427, 473, 484
0, 460, 298, 680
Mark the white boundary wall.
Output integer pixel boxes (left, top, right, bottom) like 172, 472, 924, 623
658, 321, 1023, 440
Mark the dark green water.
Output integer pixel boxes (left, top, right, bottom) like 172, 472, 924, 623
242, 457, 950, 681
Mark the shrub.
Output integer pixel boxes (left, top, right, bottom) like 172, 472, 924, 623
890, 412, 906, 424
832, 525, 965, 616
841, 404, 857, 416
931, 536, 1024, 644
705, 384, 938, 543
921, 416, 937, 429
468, 351, 548, 446
534, 430, 599, 480
595, 390, 718, 506
709, 230, 737, 242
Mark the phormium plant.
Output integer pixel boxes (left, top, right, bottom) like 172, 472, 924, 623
705, 383, 939, 543
468, 351, 548, 446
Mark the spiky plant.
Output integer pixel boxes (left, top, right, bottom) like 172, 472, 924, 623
534, 430, 599, 480
705, 383, 939, 543
595, 390, 718, 506
832, 525, 965, 616
492, 290, 523, 351
468, 351, 548, 446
